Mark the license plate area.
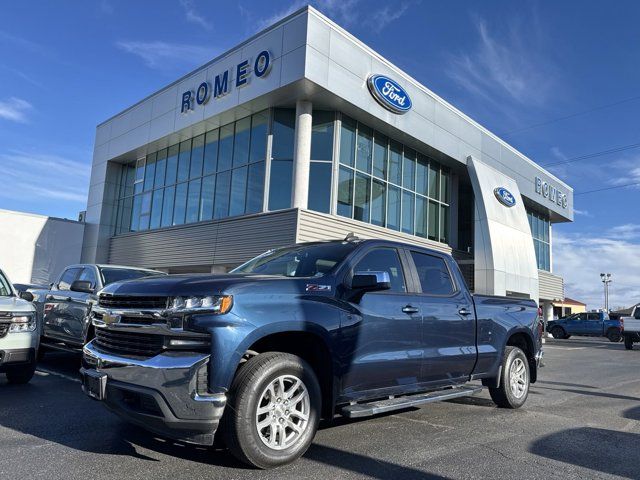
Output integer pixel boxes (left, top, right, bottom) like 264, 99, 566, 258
83, 370, 107, 400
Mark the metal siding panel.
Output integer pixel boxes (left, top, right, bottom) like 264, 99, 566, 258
538, 270, 564, 301
109, 210, 298, 269
296, 209, 452, 254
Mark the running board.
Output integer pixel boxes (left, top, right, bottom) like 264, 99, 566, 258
341, 385, 483, 418
40, 341, 82, 354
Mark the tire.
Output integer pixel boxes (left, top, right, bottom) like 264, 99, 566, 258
489, 346, 530, 409
5, 361, 36, 384
222, 352, 321, 469
607, 329, 622, 343
624, 335, 634, 350
37, 346, 46, 361
550, 327, 565, 339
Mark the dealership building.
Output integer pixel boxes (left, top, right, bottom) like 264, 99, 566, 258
81, 6, 573, 319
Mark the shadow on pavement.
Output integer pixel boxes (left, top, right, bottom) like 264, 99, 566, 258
306, 444, 452, 480
530, 427, 638, 479
622, 405, 640, 421
537, 380, 598, 389
537, 386, 640, 402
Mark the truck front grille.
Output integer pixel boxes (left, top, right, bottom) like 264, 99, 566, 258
0, 323, 8, 339
94, 328, 165, 358
98, 295, 169, 310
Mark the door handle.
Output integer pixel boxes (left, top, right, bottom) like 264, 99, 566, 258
402, 305, 420, 314
459, 308, 472, 316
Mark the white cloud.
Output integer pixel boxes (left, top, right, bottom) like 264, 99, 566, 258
0, 97, 32, 123
554, 229, 640, 311
254, 0, 407, 32
446, 14, 556, 108
0, 151, 89, 204
573, 209, 591, 217
116, 40, 217, 69
179, 0, 212, 30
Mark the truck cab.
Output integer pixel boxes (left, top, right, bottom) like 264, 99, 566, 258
0, 268, 39, 384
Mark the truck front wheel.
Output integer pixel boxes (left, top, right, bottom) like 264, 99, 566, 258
624, 335, 634, 350
489, 346, 530, 409
221, 352, 321, 469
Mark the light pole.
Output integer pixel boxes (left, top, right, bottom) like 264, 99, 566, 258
600, 273, 612, 312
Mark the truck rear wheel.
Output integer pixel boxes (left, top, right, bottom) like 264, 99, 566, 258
222, 352, 321, 469
607, 329, 622, 343
5, 361, 37, 384
489, 346, 529, 409
550, 327, 565, 339
624, 335, 634, 350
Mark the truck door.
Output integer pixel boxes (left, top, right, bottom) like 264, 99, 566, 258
61, 266, 98, 345
408, 250, 477, 387
340, 247, 424, 395
584, 312, 603, 336
43, 267, 82, 344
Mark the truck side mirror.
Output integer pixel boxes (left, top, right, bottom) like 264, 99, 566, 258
351, 271, 391, 292
19, 291, 34, 302
70, 280, 94, 294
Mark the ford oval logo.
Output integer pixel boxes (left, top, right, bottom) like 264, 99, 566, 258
367, 74, 412, 114
494, 187, 516, 207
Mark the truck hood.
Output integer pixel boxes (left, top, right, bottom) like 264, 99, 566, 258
99, 273, 316, 297
0, 296, 36, 313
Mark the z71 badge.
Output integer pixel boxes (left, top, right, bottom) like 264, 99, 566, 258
306, 284, 331, 292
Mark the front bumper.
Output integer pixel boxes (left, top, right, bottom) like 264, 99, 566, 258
81, 340, 226, 445
0, 330, 38, 371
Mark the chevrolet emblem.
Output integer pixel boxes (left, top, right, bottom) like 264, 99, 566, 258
102, 313, 121, 325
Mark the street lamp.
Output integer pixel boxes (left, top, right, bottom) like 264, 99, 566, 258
600, 273, 612, 312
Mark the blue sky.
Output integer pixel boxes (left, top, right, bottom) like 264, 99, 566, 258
1, 0, 639, 308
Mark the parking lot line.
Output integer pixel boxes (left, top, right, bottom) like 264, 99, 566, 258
35, 368, 81, 384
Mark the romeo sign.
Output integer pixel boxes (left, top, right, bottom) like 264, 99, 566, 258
180, 50, 271, 114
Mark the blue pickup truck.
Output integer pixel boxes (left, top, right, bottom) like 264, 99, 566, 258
80, 237, 543, 468
546, 311, 622, 342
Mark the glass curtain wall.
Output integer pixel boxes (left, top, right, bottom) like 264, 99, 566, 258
337, 114, 451, 243
114, 110, 268, 234
527, 209, 551, 271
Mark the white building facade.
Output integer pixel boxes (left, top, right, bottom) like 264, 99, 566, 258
81, 6, 573, 318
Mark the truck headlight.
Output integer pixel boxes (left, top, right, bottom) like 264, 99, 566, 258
9, 313, 36, 333
168, 295, 233, 314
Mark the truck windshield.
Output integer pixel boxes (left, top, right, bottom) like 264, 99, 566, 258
231, 242, 357, 277
100, 268, 160, 286
0, 272, 13, 297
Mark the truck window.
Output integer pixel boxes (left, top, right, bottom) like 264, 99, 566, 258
100, 268, 159, 286
0, 271, 12, 296
353, 248, 406, 293
635, 308, 640, 320
587, 313, 600, 321
232, 242, 357, 278
58, 268, 82, 291
78, 267, 98, 289
410, 251, 455, 295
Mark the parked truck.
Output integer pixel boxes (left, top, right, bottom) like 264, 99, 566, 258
622, 305, 640, 350
31, 264, 162, 355
546, 311, 623, 342
81, 238, 543, 468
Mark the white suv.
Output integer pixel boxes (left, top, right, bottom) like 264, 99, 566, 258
0, 269, 38, 384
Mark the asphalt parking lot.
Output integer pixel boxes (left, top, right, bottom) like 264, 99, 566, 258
1, 338, 639, 480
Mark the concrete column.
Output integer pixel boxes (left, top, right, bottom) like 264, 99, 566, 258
291, 100, 313, 209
